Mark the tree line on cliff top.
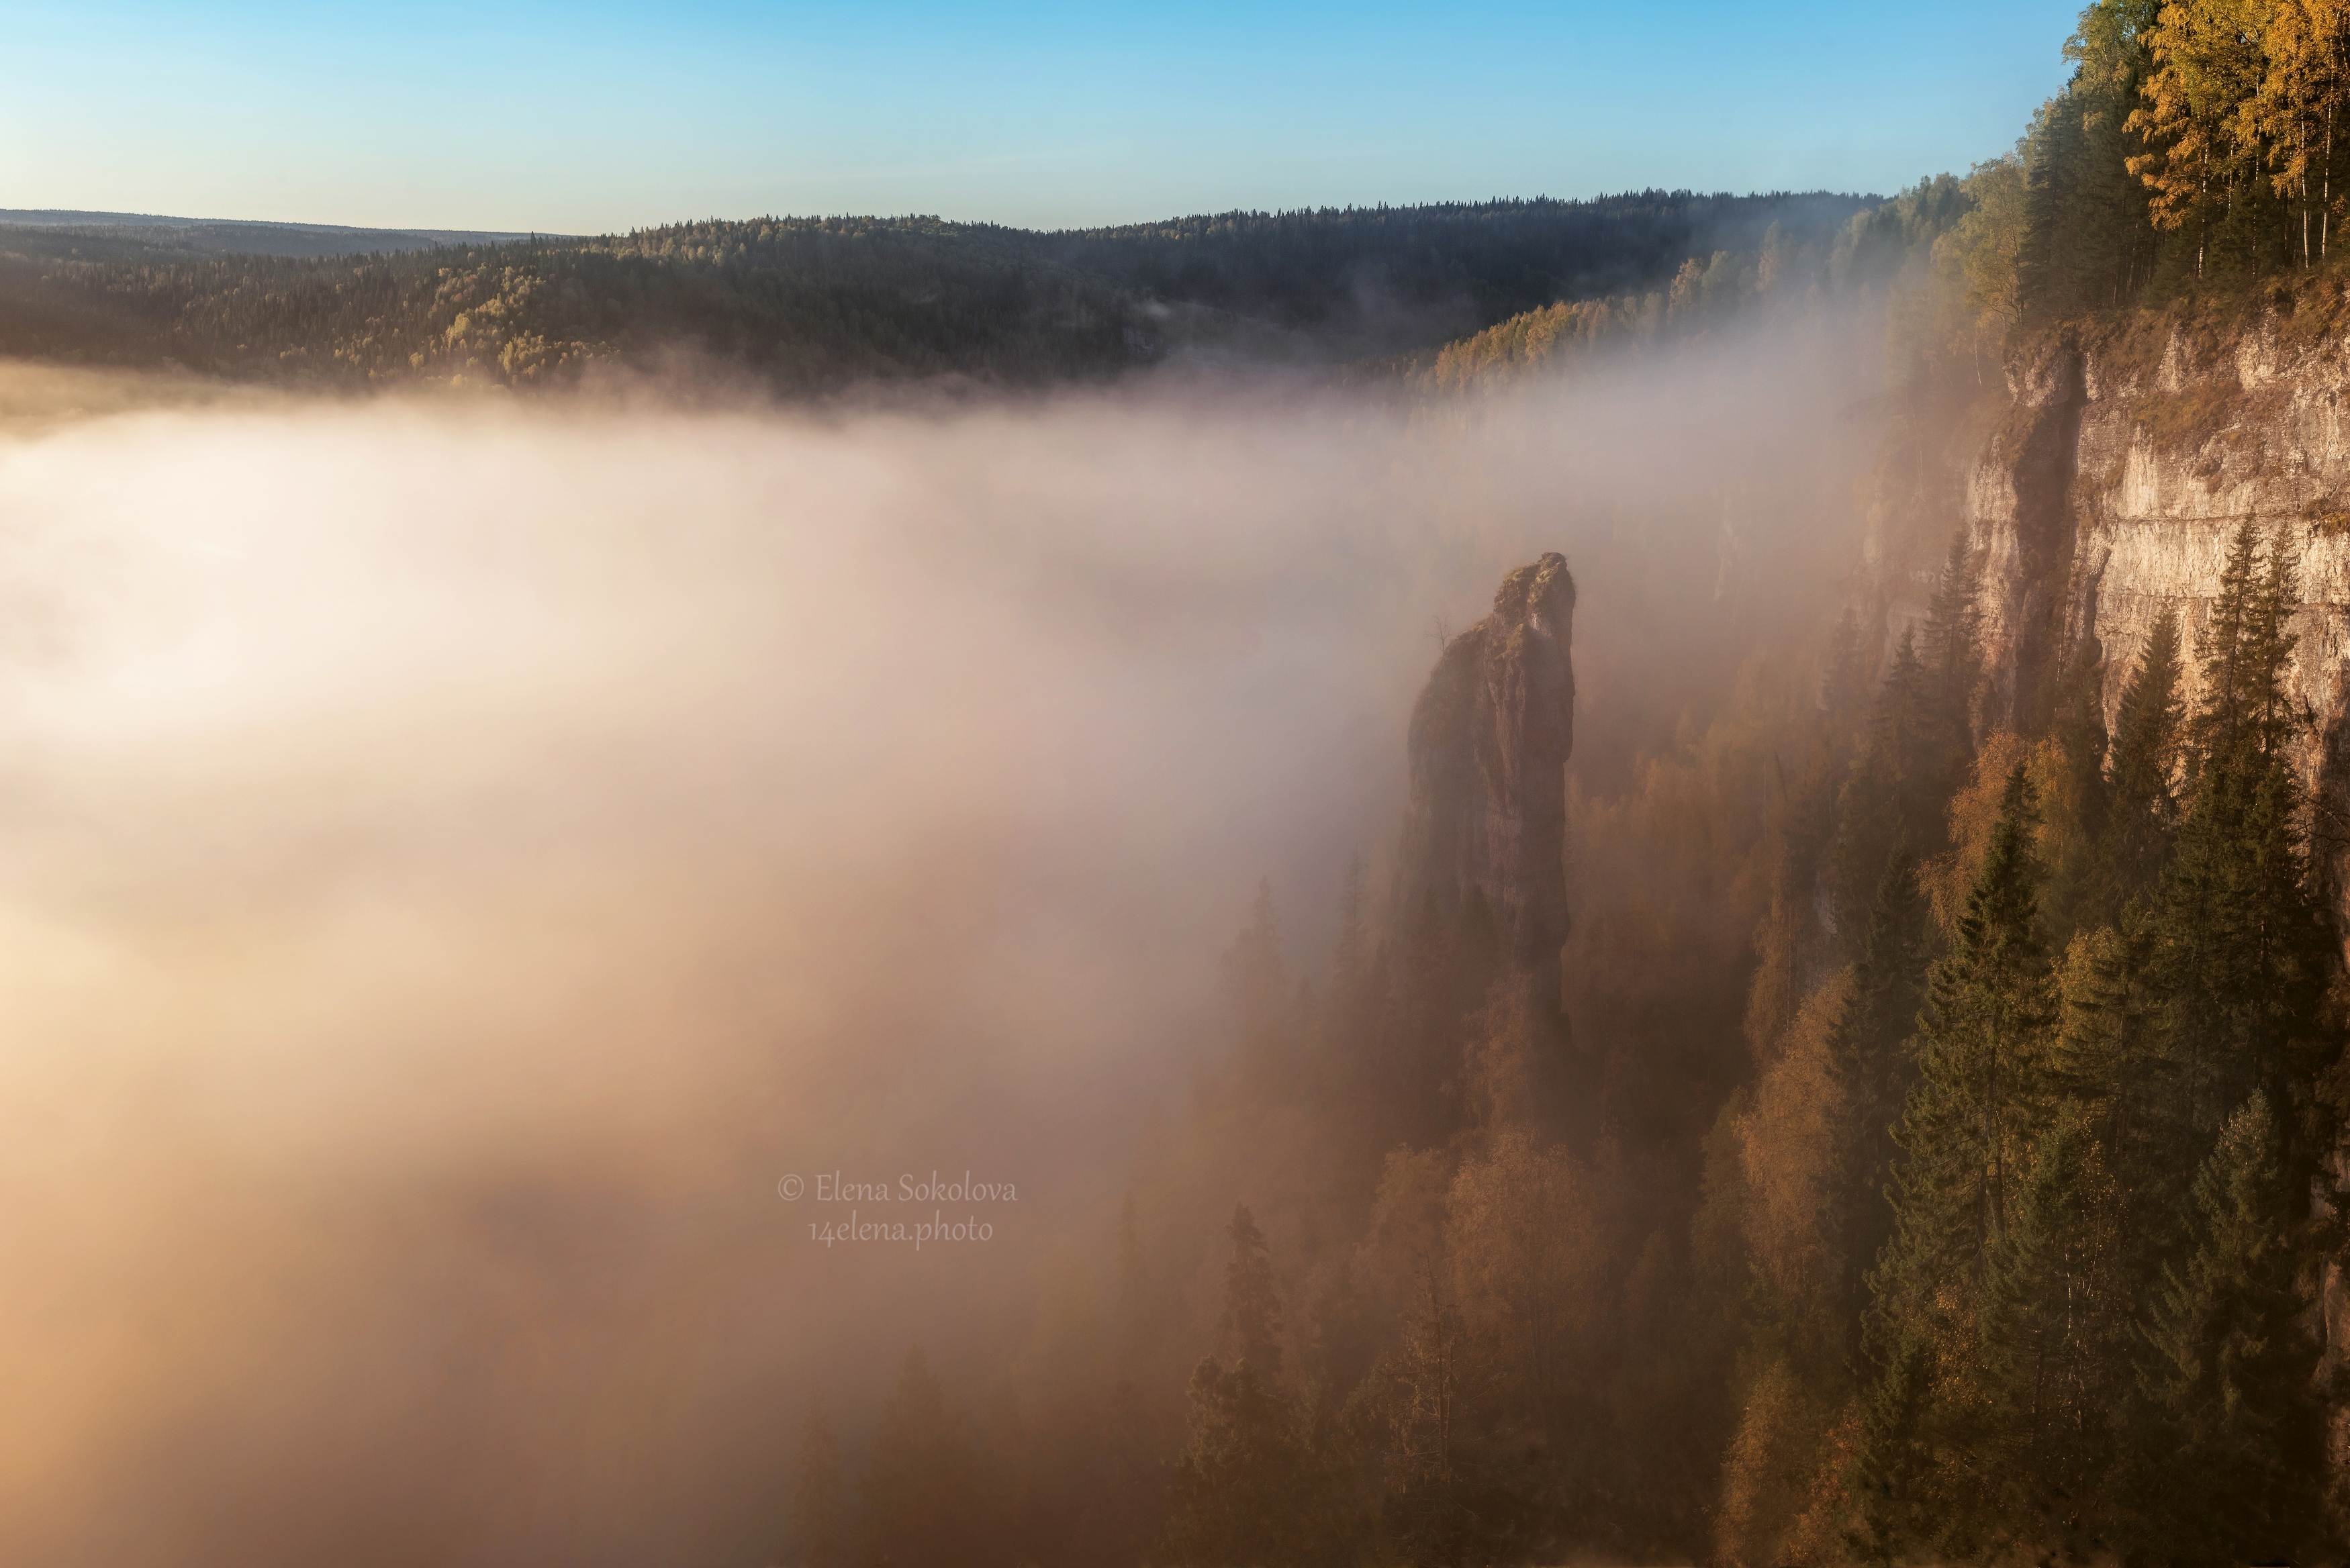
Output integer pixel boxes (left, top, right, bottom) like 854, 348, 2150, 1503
1427, 0, 2350, 399
1869, 0, 2350, 355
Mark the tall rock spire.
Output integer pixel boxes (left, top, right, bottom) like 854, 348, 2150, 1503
1399, 552, 1576, 1010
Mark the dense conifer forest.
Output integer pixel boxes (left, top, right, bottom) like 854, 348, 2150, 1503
0, 195, 1868, 393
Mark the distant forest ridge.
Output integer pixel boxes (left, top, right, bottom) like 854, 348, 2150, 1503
0, 192, 1881, 394
0, 210, 549, 259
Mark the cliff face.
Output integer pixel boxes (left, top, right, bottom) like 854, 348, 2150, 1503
1963, 319, 2350, 904
1400, 552, 1577, 1005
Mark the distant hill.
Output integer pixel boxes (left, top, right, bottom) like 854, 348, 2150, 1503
0, 194, 1882, 395
0, 209, 547, 258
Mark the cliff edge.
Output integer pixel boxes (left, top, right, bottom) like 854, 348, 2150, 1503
1961, 311, 2350, 912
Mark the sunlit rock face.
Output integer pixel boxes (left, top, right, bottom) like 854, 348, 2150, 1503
1967, 326, 2350, 908
1399, 551, 1577, 1006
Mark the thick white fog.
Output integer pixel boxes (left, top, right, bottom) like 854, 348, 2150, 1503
0, 329, 1878, 1565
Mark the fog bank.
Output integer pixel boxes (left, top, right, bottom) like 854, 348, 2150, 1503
0, 327, 1878, 1565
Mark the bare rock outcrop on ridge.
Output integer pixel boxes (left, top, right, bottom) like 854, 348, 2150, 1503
1398, 551, 1577, 1009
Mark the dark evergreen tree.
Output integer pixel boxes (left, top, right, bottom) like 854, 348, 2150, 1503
2153, 524, 2329, 1144
1859, 765, 2054, 1552
2100, 608, 2186, 914
1163, 1359, 1327, 1567
2135, 1091, 2325, 1561
1837, 540, 1981, 944
2042, 634, 2111, 944
1973, 1118, 2132, 1543
790, 1398, 844, 1568
1217, 1203, 1284, 1379
1115, 1190, 1157, 1382
1223, 880, 1292, 1075
859, 1348, 992, 1568
1837, 631, 1942, 938
1822, 605, 1875, 720
1828, 845, 1931, 1331
1350, 1267, 1480, 1567
1918, 532, 1985, 765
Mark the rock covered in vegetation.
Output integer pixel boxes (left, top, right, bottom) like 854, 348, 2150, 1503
1399, 552, 1576, 1006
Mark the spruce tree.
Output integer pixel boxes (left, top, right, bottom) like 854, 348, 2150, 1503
1879, 764, 2055, 1291
1973, 1119, 2131, 1542
1918, 532, 1984, 770
2153, 524, 2326, 1144
2051, 918, 2175, 1234
2100, 609, 2185, 914
790, 1398, 844, 1568
2018, 87, 2091, 320
1115, 1190, 1156, 1381
2135, 1091, 2324, 1561
2042, 634, 2112, 942
1853, 1328, 1941, 1560
1838, 631, 1942, 937
1223, 880, 1292, 1073
1859, 765, 2055, 1552
1838, 540, 1981, 944
1361, 1267, 1476, 1567
859, 1348, 990, 1568
1828, 846, 1930, 1330
1217, 1203, 1284, 1379
1164, 1358, 1319, 1567
1822, 605, 1874, 722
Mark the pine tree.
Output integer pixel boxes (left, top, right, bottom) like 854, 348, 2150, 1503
1852, 1327, 1940, 1560
2041, 634, 2112, 944
860, 1348, 990, 1568
1918, 532, 1984, 767
1218, 1203, 1284, 1379
2153, 523, 2326, 1143
1973, 1118, 2132, 1542
2186, 520, 2268, 765
1822, 605, 1874, 722
2019, 88, 2092, 320
1223, 880, 1292, 1073
2051, 919, 2175, 1222
1858, 765, 2055, 1551
1332, 854, 1369, 994
1828, 846, 1930, 1332
1838, 632, 1941, 936
1838, 543, 1981, 944
790, 1398, 844, 1568
1115, 1190, 1156, 1382
1356, 1267, 1476, 1567
2134, 1091, 2324, 1560
1881, 764, 2055, 1289
2100, 608, 2186, 914
1164, 1358, 1323, 1567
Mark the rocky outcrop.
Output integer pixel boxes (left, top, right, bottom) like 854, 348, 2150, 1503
1963, 318, 2350, 908
1399, 552, 1577, 1006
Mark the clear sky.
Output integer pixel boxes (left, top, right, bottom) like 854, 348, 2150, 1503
1, 1, 2084, 235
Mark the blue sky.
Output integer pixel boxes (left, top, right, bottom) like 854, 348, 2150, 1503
1, 1, 2083, 234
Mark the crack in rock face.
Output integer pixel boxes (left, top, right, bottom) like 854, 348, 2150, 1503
1399, 550, 1576, 1010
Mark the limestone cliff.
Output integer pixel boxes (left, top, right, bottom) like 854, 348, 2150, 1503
1399, 552, 1577, 1006
1953, 315, 2350, 905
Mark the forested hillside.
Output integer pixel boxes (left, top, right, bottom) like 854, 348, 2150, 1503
0, 195, 1869, 395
